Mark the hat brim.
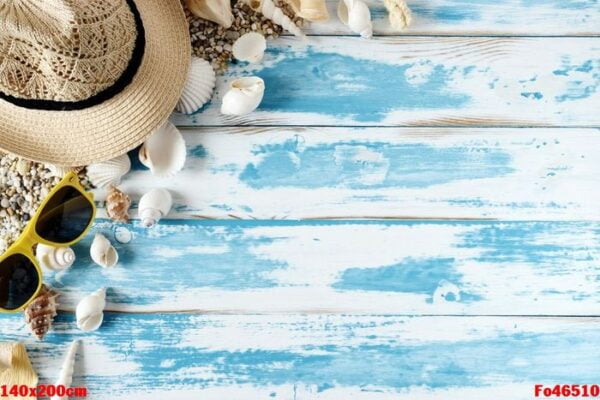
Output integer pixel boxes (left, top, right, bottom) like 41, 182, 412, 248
0, 0, 191, 166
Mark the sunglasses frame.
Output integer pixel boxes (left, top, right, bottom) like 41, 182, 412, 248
0, 172, 96, 313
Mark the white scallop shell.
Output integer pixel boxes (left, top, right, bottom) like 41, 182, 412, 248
176, 58, 216, 114
76, 288, 106, 332
220, 76, 265, 116
87, 154, 131, 188
138, 188, 173, 228
139, 121, 186, 177
50, 340, 79, 400
36, 244, 75, 271
46, 164, 72, 178
232, 32, 267, 63
337, 0, 373, 39
90, 233, 119, 268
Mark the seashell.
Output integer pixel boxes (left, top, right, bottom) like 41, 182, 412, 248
186, 0, 234, 28
36, 244, 75, 271
337, 0, 373, 39
50, 340, 79, 400
244, 0, 306, 38
114, 226, 133, 244
139, 121, 186, 177
90, 233, 119, 268
384, 0, 411, 30
176, 57, 216, 114
23, 285, 59, 340
285, 0, 329, 22
76, 288, 106, 332
220, 77, 265, 116
138, 188, 172, 228
46, 164, 72, 178
86, 154, 131, 188
106, 185, 131, 223
0, 343, 38, 391
232, 32, 267, 63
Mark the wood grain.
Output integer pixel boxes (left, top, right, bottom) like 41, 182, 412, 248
172, 37, 600, 127
100, 127, 600, 220
3, 314, 600, 399
300, 0, 600, 36
40, 219, 600, 314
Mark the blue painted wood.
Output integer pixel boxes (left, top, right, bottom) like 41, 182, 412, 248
172, 37, 600, 127
1, 313, 600, 399
36, 219, 600, 314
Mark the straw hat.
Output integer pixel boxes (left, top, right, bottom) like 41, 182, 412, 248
0, 0, 191, 166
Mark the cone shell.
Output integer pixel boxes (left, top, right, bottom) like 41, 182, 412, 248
50, 341, 79, 400
23, 285, 59, 340
139, 121, 187, 177
220, 76, 265, 116
244, 0, 306, 38
232, 32, 267, 63
90, 233, 119, 268
87, 154, 131, 188
176, 58, 216, 114
106, 185, 131, 223
76, 288, 106, 332
36, 244, 75, 271
186, 0, 234, 28
138, 188, 173, 228
337, 0, 373, 38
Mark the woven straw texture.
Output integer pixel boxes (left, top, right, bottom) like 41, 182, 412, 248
0, 0, 191, 166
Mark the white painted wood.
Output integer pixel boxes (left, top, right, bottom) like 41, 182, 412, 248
97, 127, 600, 220
172, 37, 600, 127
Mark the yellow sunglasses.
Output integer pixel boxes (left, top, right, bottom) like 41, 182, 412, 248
0, 172, 96, 312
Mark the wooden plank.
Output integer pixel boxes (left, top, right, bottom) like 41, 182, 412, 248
301, 0, 600, 36
101, 127, 600, 220
171, 37, 600, 127
2, 314, 600, 399
43, 219, 600, 314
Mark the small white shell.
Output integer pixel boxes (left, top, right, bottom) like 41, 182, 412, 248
220, 77, 265, 116
114, 226, 133, 244
90, 233, 119, 268
51, 340, 79, 400
76, 288, 106, 332
337, 0, 373, 39
138, 188, 173, 228
87, 154, 131, 188
176, 58, 216, 114
139, 121, 186, 177
36, 244, 75, 271
232, 32, 267, 63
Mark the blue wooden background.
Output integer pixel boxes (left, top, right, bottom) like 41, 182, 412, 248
1, 1, 600, 399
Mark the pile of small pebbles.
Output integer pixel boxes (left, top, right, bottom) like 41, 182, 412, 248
0, 153, 89, 253
185, 0, 304, 73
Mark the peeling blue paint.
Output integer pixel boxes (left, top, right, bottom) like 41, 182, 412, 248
189, 145, 208, 158
521, 92, 544, 100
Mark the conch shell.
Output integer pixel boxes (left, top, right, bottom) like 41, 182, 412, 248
50, 340, 79, 400
0, 343, 38, 397
337, 0, 373, 39
23, 285, 59, 340
76, 288, 106, 332
138, 188, 173, 228
221, 77, 265, 116
186, 0, 233, 28
139, 121, 187, 177
384, 0, 411, 30
106, 185, 131, 223
232, 32, 267, 63
285, 0, 329, 22
90, 233, 119, 268
36, 244, 75, 271
176, 57, 216, 114
244, 0, 306, 38
86, 154, 131, 188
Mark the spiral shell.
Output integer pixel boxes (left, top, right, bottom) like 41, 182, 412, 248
232, 32, 267, 63
220, 77, 265, 116
337, 0, 373, 39
24, 285, 60, 340
36, 244, 75, 271
90, 233, 119, 268
176, 58, 216, 114
50, 340, 79, 400
106, 185, 131, 223
76, 288, 106, 332
244, 0, 306, 38
87, 154, 131, 188
138, 188, 173, 228
285, 0, 329, 22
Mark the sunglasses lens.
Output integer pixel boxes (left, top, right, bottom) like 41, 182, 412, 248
0, 254, 40, 310
36, 186, 94, 243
